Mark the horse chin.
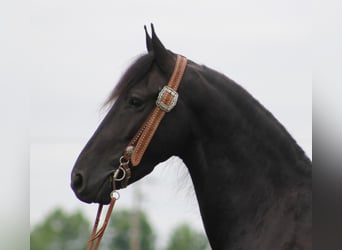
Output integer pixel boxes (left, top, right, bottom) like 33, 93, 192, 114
94, 193, 112, 205
75, 193, 110, 205
93, 178, 114, 205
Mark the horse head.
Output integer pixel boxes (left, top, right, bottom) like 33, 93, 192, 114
71, 25, 192, 204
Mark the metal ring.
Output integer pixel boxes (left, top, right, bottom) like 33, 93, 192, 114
110, 191, 120, 200
119, 156, 130, 165
113, 166, 126, 181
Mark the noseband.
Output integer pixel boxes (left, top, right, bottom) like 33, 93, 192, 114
86, 55, 187, 250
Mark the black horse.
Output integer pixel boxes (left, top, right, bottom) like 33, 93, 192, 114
71, 26, 312, 249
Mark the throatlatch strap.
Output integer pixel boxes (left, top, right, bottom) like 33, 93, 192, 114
130, 55, 187, 166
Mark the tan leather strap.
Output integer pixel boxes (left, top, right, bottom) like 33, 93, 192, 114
129, 55, 187, 166
87, 197, 117, 250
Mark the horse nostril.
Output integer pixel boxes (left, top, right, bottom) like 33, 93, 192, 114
71, 173, 83, 191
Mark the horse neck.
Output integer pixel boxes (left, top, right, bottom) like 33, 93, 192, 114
180, 65, 312, 249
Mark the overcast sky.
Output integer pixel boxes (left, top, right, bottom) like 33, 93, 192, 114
26, 0, 313, 248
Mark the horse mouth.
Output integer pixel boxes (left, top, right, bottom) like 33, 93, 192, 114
72, 165, 132, 204
73, 175, 113, 205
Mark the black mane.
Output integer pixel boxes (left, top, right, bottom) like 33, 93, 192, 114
196, 64, 311, 175
104, 53, 154, 106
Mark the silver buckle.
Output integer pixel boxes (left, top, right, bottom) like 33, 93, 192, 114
156, 86, 178, 112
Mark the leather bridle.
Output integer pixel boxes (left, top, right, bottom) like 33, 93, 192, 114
86, 55, 188, 250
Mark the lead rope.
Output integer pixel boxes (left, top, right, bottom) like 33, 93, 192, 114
86, 169, 121, 250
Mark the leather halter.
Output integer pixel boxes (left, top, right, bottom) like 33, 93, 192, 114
117, 54, 188, 188
86, 55, 187, 250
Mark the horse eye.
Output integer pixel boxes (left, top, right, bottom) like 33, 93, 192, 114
128, 97, 144, 108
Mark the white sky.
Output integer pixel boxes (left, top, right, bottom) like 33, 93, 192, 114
27, 0, 312, 248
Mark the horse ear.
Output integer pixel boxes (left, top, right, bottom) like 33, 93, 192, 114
150, 24, 176, 77
144, 25, 152, 52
